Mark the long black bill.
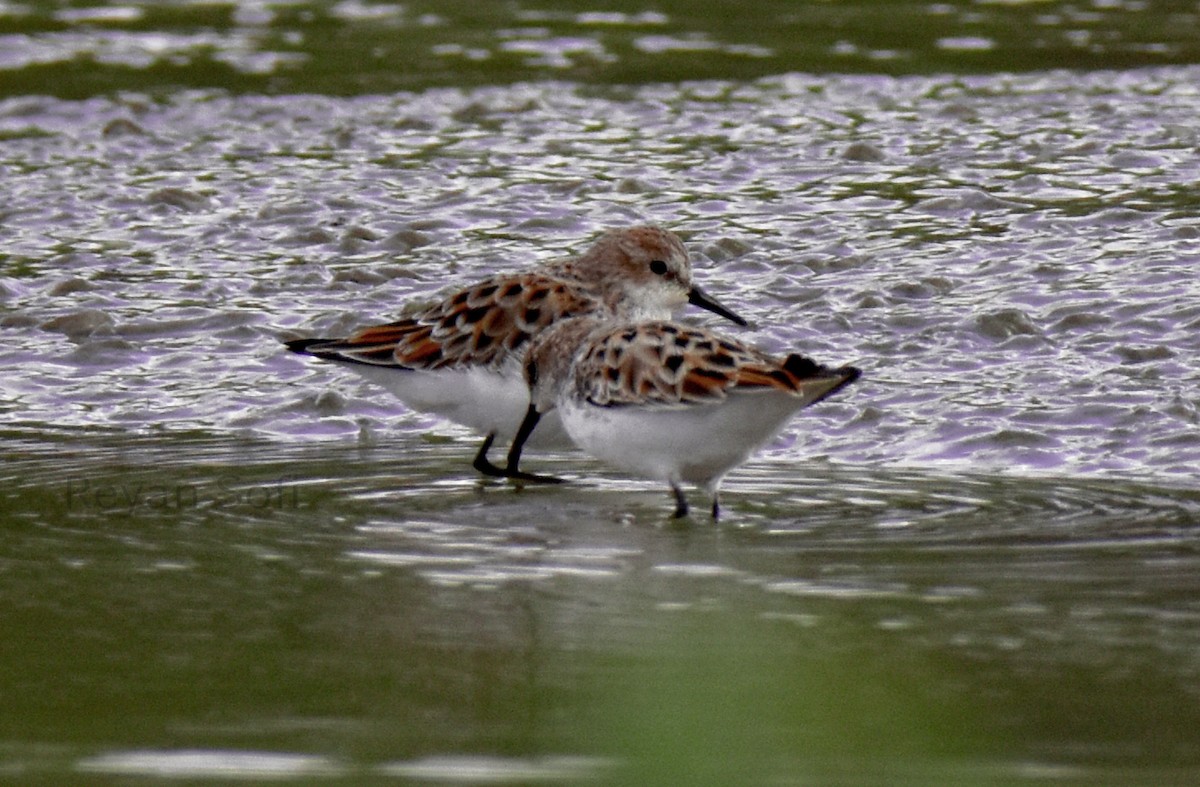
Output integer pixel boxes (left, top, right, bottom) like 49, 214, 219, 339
687, 285, 749, 327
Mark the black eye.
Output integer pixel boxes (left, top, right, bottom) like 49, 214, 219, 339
649, 260, 668, 275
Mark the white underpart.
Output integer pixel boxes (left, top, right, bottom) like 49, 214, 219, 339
624, 278, 687, 320
560, 389, 827, 493
346, 364, 573, 449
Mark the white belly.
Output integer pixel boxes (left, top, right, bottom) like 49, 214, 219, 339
346, 364, 573, 450
560, 392, 808, 486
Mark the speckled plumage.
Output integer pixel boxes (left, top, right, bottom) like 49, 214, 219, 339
288, 274, 598, 372
285, 226, 747, 478
573, 321, 833, 408
512, 317, 860, 518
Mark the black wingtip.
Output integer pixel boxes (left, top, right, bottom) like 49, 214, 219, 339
284, 338, 326, 355
783, 354, 819, 378
783, 354, 862, 386
837, 365, 863, 384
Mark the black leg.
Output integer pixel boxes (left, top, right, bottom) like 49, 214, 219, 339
710, 493, 721, 521
502, 405, 564, 484
671, 483, 689, 518
472, 433, 508, 477
505, 405, 538, 475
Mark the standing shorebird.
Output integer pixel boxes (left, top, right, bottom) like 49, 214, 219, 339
508, 316, 860, 517
285, 226, 747, 479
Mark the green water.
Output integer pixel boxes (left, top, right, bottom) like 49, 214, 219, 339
2, 0, 1199, 97
4, 1, 1200, 783
5, 430, 1200, 782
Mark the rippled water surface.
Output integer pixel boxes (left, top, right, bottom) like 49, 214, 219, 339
3, 67, 1198, 476
2, 0, 1199, 94
3, 0, 1200, 783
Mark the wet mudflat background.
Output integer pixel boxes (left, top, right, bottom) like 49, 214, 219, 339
3, 1, 1200, 783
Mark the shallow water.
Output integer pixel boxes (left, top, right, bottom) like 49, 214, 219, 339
3, 0, 1200, 783
5, 430, 1200, 783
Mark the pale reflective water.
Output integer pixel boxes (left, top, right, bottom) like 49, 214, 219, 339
3, 0, 1200, 783
3, 68, 1198, 476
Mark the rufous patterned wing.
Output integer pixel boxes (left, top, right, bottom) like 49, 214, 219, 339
299, 272, 602, 370
578, 321, 793, 407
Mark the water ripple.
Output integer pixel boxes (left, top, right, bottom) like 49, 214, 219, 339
2, 68, 1200, 483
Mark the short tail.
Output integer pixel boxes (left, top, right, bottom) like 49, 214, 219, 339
783, 354, 861, 405
284, 338, 331, 355
283, 333, 416, 369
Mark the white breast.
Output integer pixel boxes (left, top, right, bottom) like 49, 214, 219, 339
560, 391, 808, 486
344, 364, 574, 449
